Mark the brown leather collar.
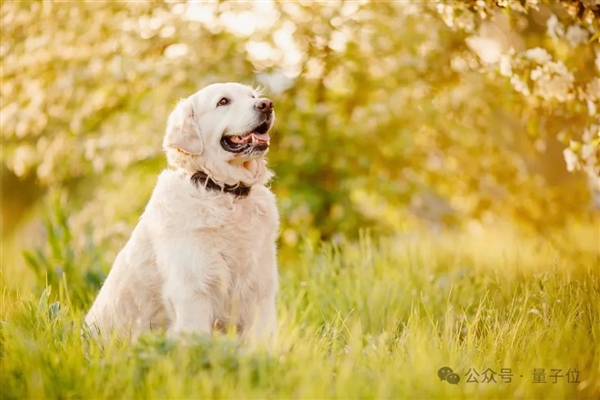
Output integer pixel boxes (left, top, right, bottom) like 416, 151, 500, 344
190, 171, 251, 198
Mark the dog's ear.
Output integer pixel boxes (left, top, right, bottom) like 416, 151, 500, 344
163, 99, 203, 155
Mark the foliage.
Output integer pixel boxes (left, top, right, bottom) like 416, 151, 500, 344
21, 194, 106, 309
435, 0, 600, 198
1, 223, 599, 399
2, 1, 598, 245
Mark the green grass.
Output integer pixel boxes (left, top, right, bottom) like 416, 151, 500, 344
1, 223, 599, 399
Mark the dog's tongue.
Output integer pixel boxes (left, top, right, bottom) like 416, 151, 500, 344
239, 132, 269, 144
230, 132, 270, 145
250, 132, 270, 143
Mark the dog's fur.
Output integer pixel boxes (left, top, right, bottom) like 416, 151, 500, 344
85, 83, 279, 344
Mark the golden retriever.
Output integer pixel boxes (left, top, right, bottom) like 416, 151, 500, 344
85, 83, 279, 345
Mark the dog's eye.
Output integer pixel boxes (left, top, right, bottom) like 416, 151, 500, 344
217, 98, 229, 107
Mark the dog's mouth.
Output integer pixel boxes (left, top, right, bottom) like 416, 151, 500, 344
221, 121, 271, 154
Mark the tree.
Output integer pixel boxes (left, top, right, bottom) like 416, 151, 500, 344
2, 1, 597, 248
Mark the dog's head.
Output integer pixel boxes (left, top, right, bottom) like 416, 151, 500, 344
163, 83, 275, 187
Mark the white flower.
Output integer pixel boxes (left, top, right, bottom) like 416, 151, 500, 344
582, 124, 599, 142
436, 4, 455, 28
535, 73, 574, 102
467, 36, 502, 63
587, 99, 597, 117
546, 14, 564, 41
529, 60, 574, 102
530, 66, 543, 81
585, 77, 600, 100
11, 145, 37, 177
510, 75, 530, 96
563, 148, 580, 172
499, 54, 513, 76
565, 25, 589, 47
546, 60, 571, 76
582, 143, 596, 161
525, 47, 552, 64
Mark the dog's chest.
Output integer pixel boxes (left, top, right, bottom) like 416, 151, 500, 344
202, 194, 278, 322
221, 196, 273, 236
214, 194, 276, 269
186, 188, 278, 273
148, 175, 279, 332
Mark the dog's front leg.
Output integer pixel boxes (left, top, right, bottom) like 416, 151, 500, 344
165, 286, 213, 336
243, 297, 277, 348
156, 237, 221, 337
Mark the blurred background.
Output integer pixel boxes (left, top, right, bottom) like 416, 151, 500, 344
2, 1, 599, 286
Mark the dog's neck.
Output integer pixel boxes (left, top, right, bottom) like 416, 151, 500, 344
190, 170, 251, 198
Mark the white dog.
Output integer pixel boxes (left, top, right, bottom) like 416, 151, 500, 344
85, 83, 279, 345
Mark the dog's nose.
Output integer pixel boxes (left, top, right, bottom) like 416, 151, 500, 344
255, 98, 274, 114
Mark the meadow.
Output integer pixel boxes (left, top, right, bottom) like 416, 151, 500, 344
2, 1, 600, 399
1, 221, 599, 399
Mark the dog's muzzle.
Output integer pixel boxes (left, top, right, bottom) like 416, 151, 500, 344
221, 99, 274, 154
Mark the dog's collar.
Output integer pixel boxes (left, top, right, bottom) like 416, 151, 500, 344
190, 171, 251, 198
